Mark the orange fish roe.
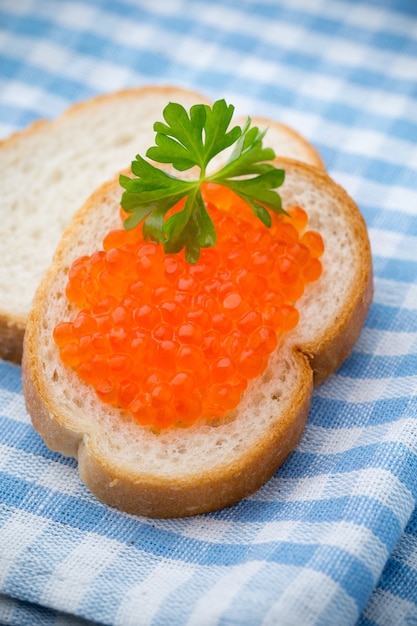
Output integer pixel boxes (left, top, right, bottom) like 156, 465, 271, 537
53, 184, 324, 429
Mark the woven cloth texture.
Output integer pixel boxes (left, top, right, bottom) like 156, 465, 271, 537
0, 0, 416, 624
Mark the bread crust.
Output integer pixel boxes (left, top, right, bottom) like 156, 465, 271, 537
274, 159, 373, 384
0, 86, 209, 149
22, 158, 372, 518
0, 314, 25, 364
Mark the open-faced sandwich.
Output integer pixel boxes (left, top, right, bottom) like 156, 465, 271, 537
22, 96, 372, 517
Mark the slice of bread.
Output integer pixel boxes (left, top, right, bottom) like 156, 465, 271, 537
22, 157, 373, 518
0, 87, 323, 363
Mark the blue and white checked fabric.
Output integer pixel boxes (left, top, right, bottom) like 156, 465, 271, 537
1, 0, 416, 624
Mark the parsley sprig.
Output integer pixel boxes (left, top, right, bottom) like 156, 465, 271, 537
120, 99, 285, 263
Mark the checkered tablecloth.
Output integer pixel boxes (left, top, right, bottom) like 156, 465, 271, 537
1, 0, 416, 624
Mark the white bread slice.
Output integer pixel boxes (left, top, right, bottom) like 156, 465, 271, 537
22, 158, 373, 518
0, 87, 323, 363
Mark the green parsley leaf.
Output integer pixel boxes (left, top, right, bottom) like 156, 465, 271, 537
120, 99, 285, 263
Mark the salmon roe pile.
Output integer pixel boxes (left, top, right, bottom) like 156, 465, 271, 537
53, 184, 324, 429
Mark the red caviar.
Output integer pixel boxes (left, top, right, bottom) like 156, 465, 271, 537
53, 185, 324, 429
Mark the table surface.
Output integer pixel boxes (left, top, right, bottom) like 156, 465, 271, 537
0, 1, 416, 625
